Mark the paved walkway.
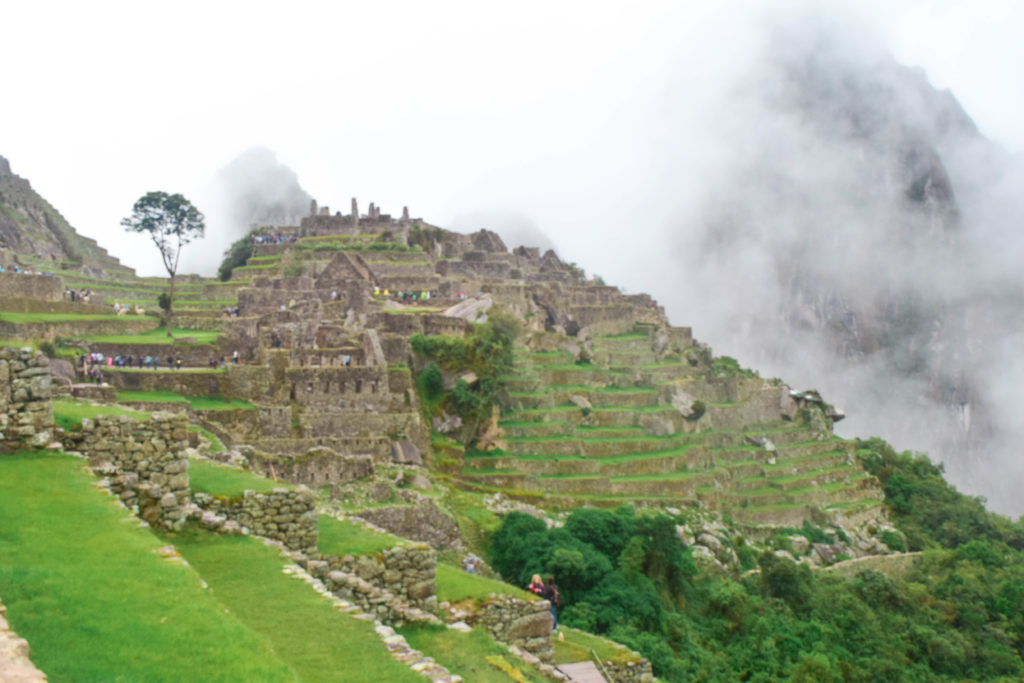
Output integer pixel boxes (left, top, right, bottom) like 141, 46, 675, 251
557, 661, 607, 682
0, 598, 47, 682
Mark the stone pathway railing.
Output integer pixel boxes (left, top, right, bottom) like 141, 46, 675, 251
0, 599, 47, 682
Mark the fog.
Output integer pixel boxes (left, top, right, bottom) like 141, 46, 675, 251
3, 1, 1024, 511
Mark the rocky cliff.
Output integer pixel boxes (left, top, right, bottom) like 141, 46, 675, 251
0, 155, 133, 277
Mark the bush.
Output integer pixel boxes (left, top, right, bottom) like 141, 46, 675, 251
157, 292, 171, 311
880, 530, 907, 553
417, 362, 444, 403
217, 230, 256, 281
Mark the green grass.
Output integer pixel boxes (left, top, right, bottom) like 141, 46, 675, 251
554, 626, 638, 665
78, 327, 221, 345
188, 458, 291, 497
435, 563, 532, 602
188, 424, 225, 454
51, 397, 151, 431
0, 452, 297, 681
189, 396, 256, 410
0, 311, 151, 323
117, 390, 189, 403
173, 532, 423, 682
115, 391, 256, 411
399, 623, 545, 682
317, 515, 404, 556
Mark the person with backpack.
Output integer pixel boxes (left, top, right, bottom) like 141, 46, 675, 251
541, 575, 560, 631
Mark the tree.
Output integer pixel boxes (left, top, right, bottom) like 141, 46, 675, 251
122, 192, 205, 335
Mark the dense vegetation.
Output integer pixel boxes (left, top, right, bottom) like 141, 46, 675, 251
489, 438, 1024, 681
411, 308, 519, 422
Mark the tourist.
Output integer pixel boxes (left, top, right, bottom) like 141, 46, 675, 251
232, 350, 239, 365
527, 574, 544, 595
541, 576, 560, 631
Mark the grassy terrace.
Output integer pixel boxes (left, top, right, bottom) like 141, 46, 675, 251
116, 390, 255, 410
0, 311, 152, 323
189, 458, 292, 497
174, 532, 424, 682
399, 623, 546, 683
317, 515, 404, 556
0, 452, 299, 681
78, 327, 221, 345
52, 397, 151, 430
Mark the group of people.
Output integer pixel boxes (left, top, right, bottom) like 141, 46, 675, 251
251, 233, 297, 245
83, 353, 182, 370
1, 265, 56, 276
221, 305, 240, 317
372, 287, 437, 302
66, 287, 94, 303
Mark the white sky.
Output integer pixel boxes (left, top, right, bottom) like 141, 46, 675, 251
2, 0, 1022, 286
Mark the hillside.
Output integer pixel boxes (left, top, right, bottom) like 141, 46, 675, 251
0, 155, 134, 278
2, 175, 1024, 681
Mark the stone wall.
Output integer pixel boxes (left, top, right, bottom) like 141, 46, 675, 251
197, 487, 318, 555
355, 500, 464, 549
0, 347, 55, 452
247, 448, 376, 488
603, 658, 655, 683
71, 413, 191, 530
475, 597, 554, 662
318, 544, 437, 611
0, 271, 63, 301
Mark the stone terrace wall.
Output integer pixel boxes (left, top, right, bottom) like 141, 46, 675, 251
72, 413, 191, 530
198, 488, 318, 555
318, 544, 437, 610
603, 658, 655, 683
0, 347, 55, 453
0, 271, 63, 301
476, 597, 554, 662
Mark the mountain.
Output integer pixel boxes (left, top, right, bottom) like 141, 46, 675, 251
669, 20, 1024, 514
0, 155, 133, 277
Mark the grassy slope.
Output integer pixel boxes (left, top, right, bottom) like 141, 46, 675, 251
0, 452, 297, 681
173, 533, 423, 682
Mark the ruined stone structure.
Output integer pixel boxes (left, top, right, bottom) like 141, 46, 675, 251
196, 488, 318, 555
70, 413, 192, 530
474, 596, 555, 662
0, 347, 55, 453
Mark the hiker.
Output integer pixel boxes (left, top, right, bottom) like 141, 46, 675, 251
527, 574, 544, 595
463, 555, 479, 574
232, 350, 239, 365
175, 357, 183, 370
541, 576, 560, 631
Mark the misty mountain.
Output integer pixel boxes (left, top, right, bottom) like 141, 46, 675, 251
670, 18, 1024, 514
0, 155, 133, 277
184, 147, 314, 275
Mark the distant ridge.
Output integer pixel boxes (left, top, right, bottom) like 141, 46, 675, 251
0, 155, 134, 278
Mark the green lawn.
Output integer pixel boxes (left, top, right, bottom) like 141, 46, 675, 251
173, 532, 424, 682
51, 397, 151, 431
0, 452, 297, 681
317, 515, 403, 557
553, 626, 638, 665
189, 458, 291, 497
79, 327, 221, 345
0, 311, 152, 323
435, 562, 531, 602
399, 623, 545, 682
188, 424, 226, 454
116, 391, 255, 411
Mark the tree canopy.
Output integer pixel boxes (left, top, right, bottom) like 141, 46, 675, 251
121, 191, 205, 279
122, 191, 204, 332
